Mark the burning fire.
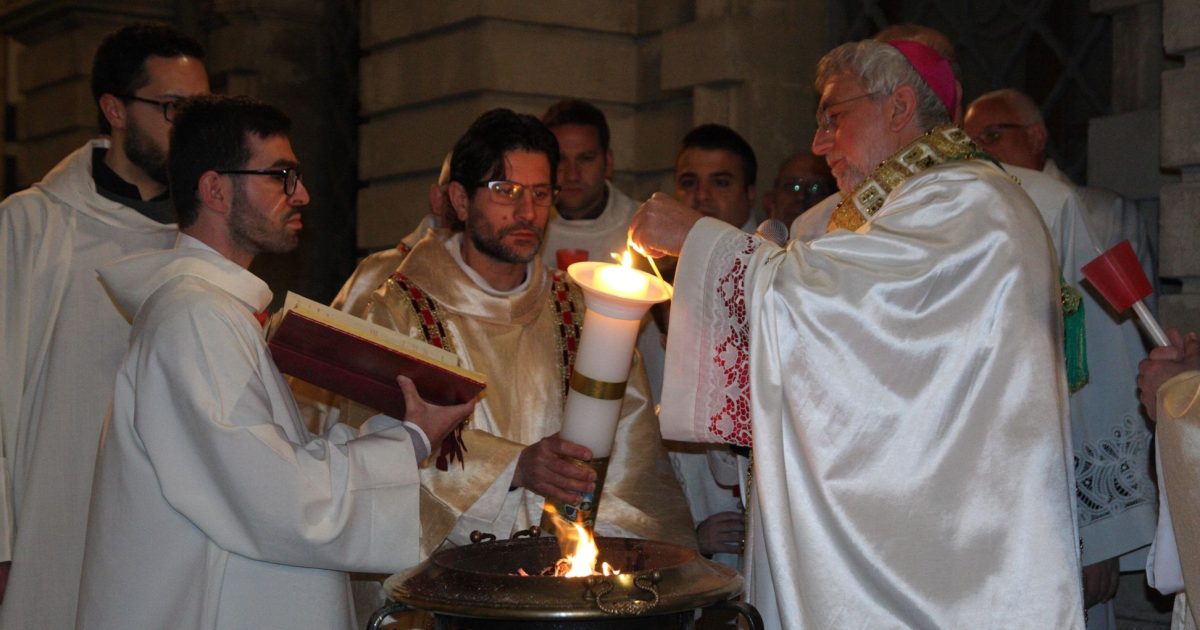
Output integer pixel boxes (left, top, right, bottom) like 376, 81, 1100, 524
521, 507, 619, 577
557, 521, 618, 577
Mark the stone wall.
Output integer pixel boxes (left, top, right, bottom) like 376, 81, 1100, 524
1158, 0, 1200, 333
204, 0, 360, 304
354, 0, 826, 251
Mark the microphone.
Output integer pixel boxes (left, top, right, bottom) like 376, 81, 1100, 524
755, 218, 789, 246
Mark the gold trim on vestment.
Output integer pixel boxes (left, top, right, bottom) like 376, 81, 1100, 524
828, 125, 983, 233
569, 372, 627, 401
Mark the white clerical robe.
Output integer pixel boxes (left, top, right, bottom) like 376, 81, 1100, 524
76, 238, 423, 630
662, 159, 1084, 628
789, 192, 839, 243
0, 140, 178, 629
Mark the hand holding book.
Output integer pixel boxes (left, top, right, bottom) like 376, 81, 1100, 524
394, 374, 477, 452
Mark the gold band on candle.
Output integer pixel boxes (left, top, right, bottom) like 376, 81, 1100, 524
570, 372, 627, 400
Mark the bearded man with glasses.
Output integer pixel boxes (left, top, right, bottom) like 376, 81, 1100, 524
0, 23, 207, 628
632, 39, 1084, 628
328, 109, 693, 579
76, 95, 475, 629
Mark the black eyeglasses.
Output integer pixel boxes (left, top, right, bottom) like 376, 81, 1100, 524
216, 167, 303, 196
122, 95, 183, 123
475, 180, 559, 207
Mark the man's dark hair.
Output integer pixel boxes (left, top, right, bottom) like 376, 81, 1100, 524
91, 23, 206, 134
677, 124, 757, 189
541, 99, 610, 152
448, 108, 560, 230
169, 95, 291, 228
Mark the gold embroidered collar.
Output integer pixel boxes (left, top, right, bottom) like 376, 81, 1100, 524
827, 125, 984, 232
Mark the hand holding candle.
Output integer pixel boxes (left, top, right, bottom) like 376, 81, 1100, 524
513, 434, 595, 505
542, 250, 671, 534
1081, 240, 1168, 347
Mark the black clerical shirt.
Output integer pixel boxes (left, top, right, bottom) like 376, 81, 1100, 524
91, 147, 175, 225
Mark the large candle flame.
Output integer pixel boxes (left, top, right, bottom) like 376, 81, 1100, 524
595, 249, 649, 298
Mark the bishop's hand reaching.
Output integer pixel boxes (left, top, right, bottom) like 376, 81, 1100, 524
629, 192, 703, 259
396, 374, 476, 448
511, 434, 596, 504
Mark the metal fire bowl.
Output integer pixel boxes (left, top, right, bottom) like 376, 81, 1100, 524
384, 536, 742, 621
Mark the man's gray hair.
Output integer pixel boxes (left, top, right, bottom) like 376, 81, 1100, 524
815, 40, 950, 131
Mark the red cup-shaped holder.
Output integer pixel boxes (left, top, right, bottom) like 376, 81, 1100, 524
1081, 240, 1151, 312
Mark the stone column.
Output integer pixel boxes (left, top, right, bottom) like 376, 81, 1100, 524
1088, 1, 1176, 313
1158, 0, 1200, 332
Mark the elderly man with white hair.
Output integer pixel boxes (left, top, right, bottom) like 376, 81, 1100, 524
631, 39, 1084, 628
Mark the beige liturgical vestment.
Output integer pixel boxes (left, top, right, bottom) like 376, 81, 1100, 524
1155, 371, 1200, 623
361, 231, 695, 557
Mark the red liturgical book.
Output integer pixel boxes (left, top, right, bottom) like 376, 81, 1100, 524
268, 292, 486, 419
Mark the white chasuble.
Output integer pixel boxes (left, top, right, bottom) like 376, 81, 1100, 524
660, 158, 1084, 628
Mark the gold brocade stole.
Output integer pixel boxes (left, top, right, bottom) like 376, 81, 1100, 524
387, 270, 583, 468
389, 272, 463, 471
827, 125, 984, 233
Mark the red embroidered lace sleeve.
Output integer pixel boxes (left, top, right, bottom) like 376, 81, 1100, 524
705, 235, 758, 447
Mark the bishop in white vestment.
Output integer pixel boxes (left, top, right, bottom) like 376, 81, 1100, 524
632, 40, 1084, 628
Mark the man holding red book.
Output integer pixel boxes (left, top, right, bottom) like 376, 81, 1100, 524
76, 95, 474, 629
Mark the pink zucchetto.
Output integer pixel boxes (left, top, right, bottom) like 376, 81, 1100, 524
887, 40, 957, 119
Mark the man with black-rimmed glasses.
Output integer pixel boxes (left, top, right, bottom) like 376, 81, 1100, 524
75, 93, 475, 630
0, 23, 207, 628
